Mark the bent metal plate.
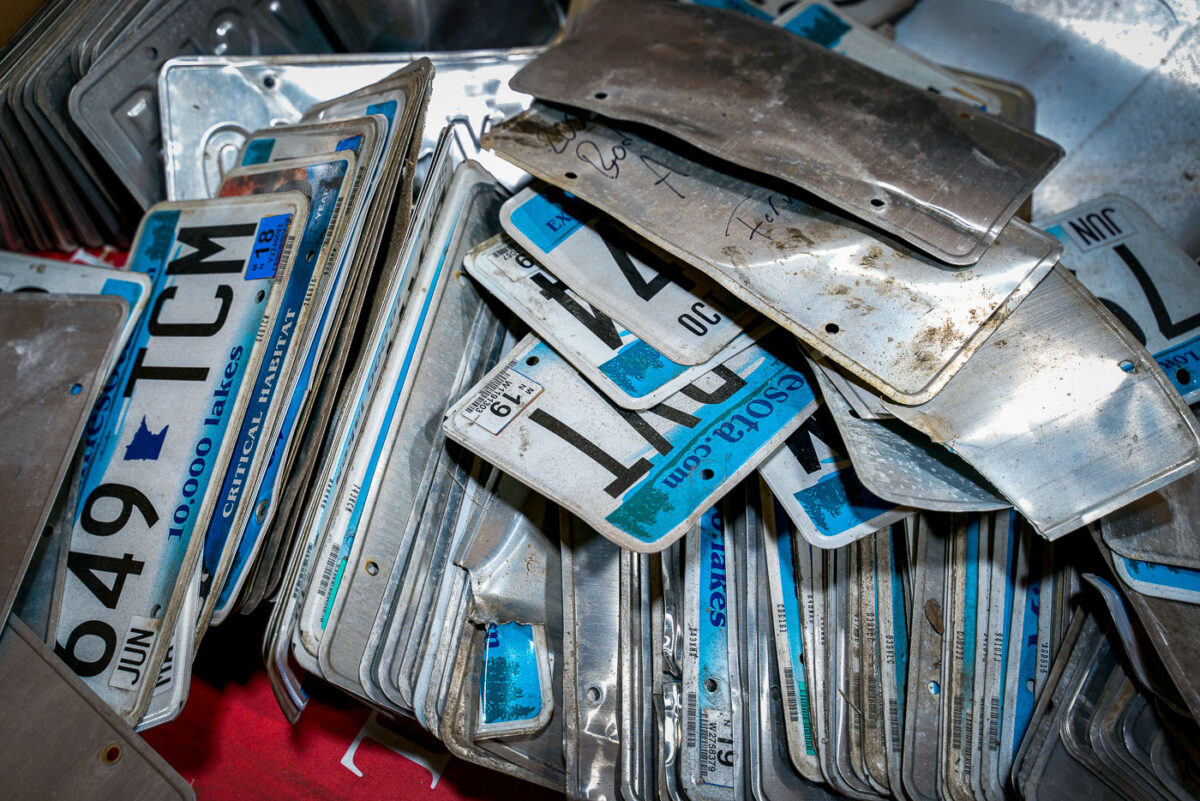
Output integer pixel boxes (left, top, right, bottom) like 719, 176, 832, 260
484, 105, 1061, 404
443, 334, 818, 552
54, 194, 306, 723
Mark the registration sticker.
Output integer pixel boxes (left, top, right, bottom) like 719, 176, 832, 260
245, 213, 294, 279
461, 367, 544, 435
444, 333, 818, 552
476, 622, 554, 739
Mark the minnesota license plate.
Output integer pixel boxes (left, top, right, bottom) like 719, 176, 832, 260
54, 194, 305, 722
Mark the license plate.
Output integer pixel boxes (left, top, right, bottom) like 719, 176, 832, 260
55, 194, 306, 722
465, 233, 762, 410
501, 186, 755, 366
681, 507, 739, 800
199, 153, 355, 631
758, 402, 908, 549
484, 104, 1061, 404
1038, 195, 1200, 403
443, 333, 818, 552
757, 480, 822, 782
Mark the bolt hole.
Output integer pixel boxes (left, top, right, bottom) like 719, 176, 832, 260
1119, 360, 1136, 374
700, 468, 715, 480
586, 685, 602, 704
365, 560, 379, 576
847, 408, 861, 419
69, 382, 83, 395
103, 745, 122, 764
255, 499, 268, 524
704, 677, 719, 693
306, 249, 315, 262
42, 524, 53, 538
564, 171, 577, 180
594, 92, 608, 100
1177, 367, 1192, 385
927, 680, 940, 696
1026, 678, 1035, 693
146, 47, 158, 60
263, 75, 276, 89
255, 290, 265, 303
525, 356, 539, 366
825, 322, 840, 334
769, 685, 781, 699
870, 198, 885, 208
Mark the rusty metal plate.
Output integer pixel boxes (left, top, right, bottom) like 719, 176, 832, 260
0, 618, 194, 800
0, 293, 125, 628
884, 267, 1200, 539
508, 0, 1063, 265
484, 104, 1061, 404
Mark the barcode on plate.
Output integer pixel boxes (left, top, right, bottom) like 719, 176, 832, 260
686, 691, 699, 749
316, 540, 341, 599
783, 666, 800, 722
888, 698, 902, 753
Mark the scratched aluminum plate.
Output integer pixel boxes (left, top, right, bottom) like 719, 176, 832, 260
484, 104, 1062, 403
159, 49, 538, 201
885, 266, 1200, 540
508, 0, 1063, 265
0, 294, 125, 630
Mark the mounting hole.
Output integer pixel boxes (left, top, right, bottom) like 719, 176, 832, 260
825, 322, 840, 334
704, 677, 719, 693
586, 685, 602, 704
870, 198, 885, 208
769, 685, 781, 699
525, 356, 539, 366
263, 74, 276, 89
102, 744, 122, 764
1026, 678, 1035, 693
255, 290, 266, 303
306, 249, 315, 262
365, 560, 379, 576
1119, 359, 1136, 373
594, 92, 608, 100
564, 171, 578, 180
69, 382, 83, 395
847, 408, 861, 420
42, 524, 53, 538
927, 680, 940, 696
700, 468, 715, 480
146, 47, 158, 60
1177, 367, 1192, 385
255, 499, 268, 524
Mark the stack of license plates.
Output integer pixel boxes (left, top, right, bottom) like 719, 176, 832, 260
0, 0, 333, 250
5, 0, 1200, 800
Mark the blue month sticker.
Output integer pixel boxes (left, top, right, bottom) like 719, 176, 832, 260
477, 622, 551, 738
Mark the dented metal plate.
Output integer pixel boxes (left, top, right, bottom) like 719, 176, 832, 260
485, 104, 1061, 403
884, 267, 1200, 540
159, 50, 538, 201
508, 0, 1063, 264
809, 357, 1010, 512
1101, 471, 1200, 571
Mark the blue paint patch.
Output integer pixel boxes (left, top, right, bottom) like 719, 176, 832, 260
780, 4, 850, 48
792, 468, 896, 539
1120, 556, 1200, 594
245, 213, 292, 279
508, 189, 585, 254
598, 338, 689, 398
336, 134, 364, 152
1155, 333, 1200, 396
241, 139, 275, 166
772, 501, 816, 754
99, 277, 144, 319
479, 622, 543, 724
